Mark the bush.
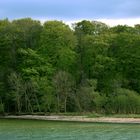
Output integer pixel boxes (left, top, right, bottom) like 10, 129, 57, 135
93, 93, 108, 113
112, 88, 140, 114
92, 88, 140, 114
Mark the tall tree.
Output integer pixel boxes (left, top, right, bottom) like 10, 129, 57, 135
53, 71, 74, 112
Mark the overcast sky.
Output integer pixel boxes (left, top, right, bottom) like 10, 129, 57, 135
0, 0, 140, 26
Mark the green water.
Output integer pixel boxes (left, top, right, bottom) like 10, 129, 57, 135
0, 119, 140, 140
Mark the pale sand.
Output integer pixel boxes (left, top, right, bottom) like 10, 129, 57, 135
2, 115, 140, 124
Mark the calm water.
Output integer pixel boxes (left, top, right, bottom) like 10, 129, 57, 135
0, 119, 140, 140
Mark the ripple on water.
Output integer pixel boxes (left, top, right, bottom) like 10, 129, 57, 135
0, 119, 140, 140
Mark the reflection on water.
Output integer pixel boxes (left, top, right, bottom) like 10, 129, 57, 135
0, 119, 140, 140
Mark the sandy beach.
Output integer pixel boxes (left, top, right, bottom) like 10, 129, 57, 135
2, 115, 140, 124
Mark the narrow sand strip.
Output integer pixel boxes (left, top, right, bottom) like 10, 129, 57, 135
2, 115, 140, 124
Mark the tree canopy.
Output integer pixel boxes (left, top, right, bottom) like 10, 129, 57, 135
0, 18, 140, 114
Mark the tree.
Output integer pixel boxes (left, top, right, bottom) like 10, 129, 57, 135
8, 72, 23, 113
108, 32, 140, 93
16, 47, 53, 112
76, 79, 98, 112
12, 18, 42, 49
74, 20, 109, 36
0, 19, 19, 112
40, 20, 76, 67
74, 20, 109, 83
53, 71, 74, 112
0, 18, 140, 114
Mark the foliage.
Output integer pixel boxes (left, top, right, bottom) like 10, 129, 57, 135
0, 18, 140, 114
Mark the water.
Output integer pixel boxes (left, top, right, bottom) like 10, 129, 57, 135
0, 119, 140, 140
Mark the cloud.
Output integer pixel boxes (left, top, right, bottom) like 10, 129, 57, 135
38, 18, 140, 27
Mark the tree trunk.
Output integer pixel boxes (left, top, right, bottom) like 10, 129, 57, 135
64, 97, 67, 113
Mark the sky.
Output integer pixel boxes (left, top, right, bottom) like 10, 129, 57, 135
0, 0, 140, 26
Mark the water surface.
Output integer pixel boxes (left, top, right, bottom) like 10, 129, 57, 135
0, 119, 140, 140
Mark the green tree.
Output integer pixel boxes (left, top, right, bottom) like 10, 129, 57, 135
53, 71, 74, 112
40, 21, 76, 67
8, 72, 23, 113
12, 18, 42, 49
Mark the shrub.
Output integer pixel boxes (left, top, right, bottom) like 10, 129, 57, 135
113, 88, 140, 114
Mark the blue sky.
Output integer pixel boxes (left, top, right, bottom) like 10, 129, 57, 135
0, 0, 140, 26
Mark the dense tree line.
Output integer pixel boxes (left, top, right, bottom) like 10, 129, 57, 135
0, 18, 140, 114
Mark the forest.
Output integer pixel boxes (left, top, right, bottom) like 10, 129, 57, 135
0, 18, 140, 115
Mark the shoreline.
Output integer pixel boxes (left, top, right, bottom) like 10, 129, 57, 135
1, 115, 140, 124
